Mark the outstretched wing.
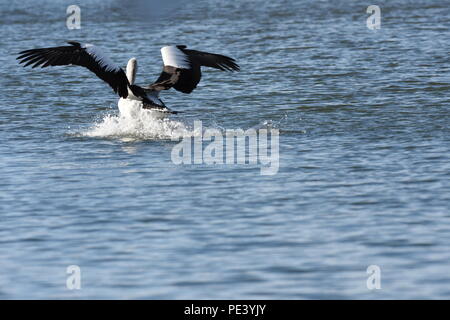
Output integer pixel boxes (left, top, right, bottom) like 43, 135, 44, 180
147, 45, 240, 94
181, 47, 240, 72
17, 41, 129, 98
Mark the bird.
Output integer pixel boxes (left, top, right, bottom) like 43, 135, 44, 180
17, 41, 240, 118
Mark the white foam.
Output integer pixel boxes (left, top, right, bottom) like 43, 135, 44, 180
75, 109, 285, 141
79, 109, 199, 141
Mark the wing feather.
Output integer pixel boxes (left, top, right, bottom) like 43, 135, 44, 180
17, 42, 129, 98
148, 45, 240, 94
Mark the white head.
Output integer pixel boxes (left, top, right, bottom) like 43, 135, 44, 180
126, 58, 137, 85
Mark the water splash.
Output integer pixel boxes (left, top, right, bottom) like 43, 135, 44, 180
79, 110, 199, 141
75, 109, 285, 141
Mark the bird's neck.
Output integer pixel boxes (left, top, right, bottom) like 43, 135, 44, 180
126, 59, 137, 85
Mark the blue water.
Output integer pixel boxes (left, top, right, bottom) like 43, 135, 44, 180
1, 0, 449, 299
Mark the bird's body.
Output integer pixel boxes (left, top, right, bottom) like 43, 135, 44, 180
118, 86, 172, 120
118, 57, 174, 119
117, 98, 168, 120
17, 41, 240, 119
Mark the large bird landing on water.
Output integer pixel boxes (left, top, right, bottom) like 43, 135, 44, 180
17, 41, 240, 119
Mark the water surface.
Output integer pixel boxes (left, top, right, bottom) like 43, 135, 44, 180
1, 0, 449, 299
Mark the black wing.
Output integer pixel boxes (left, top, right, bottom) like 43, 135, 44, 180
181, 47, 240, 72
17, 41, 129, 98
147, 45, 240, 94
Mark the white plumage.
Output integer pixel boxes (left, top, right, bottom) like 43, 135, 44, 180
83, 44, 120, 72
160, 46, 190, 69
118, 97, 167, 120
119, 58, 173, 120
17, 41, 240, 121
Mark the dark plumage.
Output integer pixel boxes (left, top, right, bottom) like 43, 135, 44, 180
17, 41, 129, 98
16, 42, 240, 115
148, 45, 240, 94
